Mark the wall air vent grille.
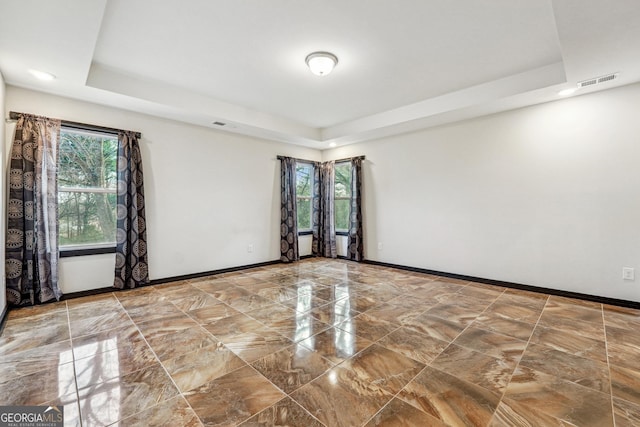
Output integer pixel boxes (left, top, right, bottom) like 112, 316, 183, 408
578, 73, 618, 88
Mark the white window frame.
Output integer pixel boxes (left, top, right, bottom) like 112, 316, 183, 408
295, 162, 314, 233
334, 161, 351, 233
58, 126, 118, 254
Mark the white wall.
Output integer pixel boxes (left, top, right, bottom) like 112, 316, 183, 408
0, 72, 6, 315
324, 83, 640, 303
5, 87, 320, 294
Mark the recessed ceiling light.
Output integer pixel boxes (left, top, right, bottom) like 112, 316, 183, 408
558, 87, 577, 96
329, 142, 337, 147
28, 69, 56, 81
305, 52, 338, 76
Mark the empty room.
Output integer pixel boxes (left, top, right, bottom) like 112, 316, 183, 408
1, 1, 639, 426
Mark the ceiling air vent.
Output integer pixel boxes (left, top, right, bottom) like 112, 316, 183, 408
577, 73, 618, 88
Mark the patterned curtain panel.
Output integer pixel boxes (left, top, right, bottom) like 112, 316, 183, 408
313, 161, 337, 258
114, 131, 149, 289
6, 114, 62, 305
347, 157, 364, 261
279, 157, 299, 262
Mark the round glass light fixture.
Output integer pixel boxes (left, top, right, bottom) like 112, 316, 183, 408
305, 52, 338, 76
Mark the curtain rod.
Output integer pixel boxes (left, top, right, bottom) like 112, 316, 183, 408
9, 111, 142, 139
277, 155, 365, 163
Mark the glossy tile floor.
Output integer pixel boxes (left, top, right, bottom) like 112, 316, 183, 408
1, 259, 639, 426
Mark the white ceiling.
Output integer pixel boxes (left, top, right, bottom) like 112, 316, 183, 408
1, 0, 640, 149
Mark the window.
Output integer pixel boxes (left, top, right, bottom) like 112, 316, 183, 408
334, 161, 352, 232
296, 162, 313, 231
58, 127, 118, 251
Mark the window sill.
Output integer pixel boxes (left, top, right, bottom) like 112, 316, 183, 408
336, 231, 349, 236
298, 230, 313, 236
60, 246, 116, 257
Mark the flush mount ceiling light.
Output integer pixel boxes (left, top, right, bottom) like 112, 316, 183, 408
28, 69, 56, 81
305, 51, 338, 76
558, 87, 578, 96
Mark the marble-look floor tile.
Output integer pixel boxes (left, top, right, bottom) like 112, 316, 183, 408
365, 301, 426, 325
116, 290, 167, 309
255, 285, 301, 303
0, 340, 72, 381
74, 342, 158, 389
3, 259, 636, 427
0, 362, 76, 405
504, 288, 550, 301
156, 283, 201, 299
68, 299, 125, 321
453, 325, 527, 362
146, 325, 218, 361
472, 312, 536, 341
542, 298, 603, 324
172, 292, 221, 312
603, 306, 640, 331
117, 395, 203, 426
70, 311, 132, 338
310, 301, 359, 326
264, 312, 331, 343
238, 396, 324, 427
341, 343, 425, 394
397, 365, 500, 427
135, 314, 199, 340
402, 312, 465, 342
483, 298, 545, 324
489, 397, 577, 427
66, 293, 120, 309
537, 311, 605, 341
246, 303, 297, 324
163, 342, 247, 392
606, 325, 640, 371
291, 366, 393, 427
0, 323, 70, 355
221, 329, 293, 363
77, 363, 179, 427
332, 293, 380, 313
431, 344, 517, 395
529, 324, 607, 363
185, 365, 285, 426
3, 308, 69, 335
210, 286, 255, 305
610, 364, 640, 406
336, 313, 398, 341
251, 344, 334, 394
228, 294, 276, 313
6, 301, 67, 320
191, 278, 237, 294
42, 392, 81, 427
364, 397, 447, 427
613, 397, 640, 427
459, 284, 504, 301
204, 313, 270, 340
280, 295, 331, 313
187, 303, 242, 325
376, 327, 448, 364
71, 324, 147, 361
503, 365, 613, 427
124, 301, 184, 323
519, 343, 610, 393
298, 327, 372, 364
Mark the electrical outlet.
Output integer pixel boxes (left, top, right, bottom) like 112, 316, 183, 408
377, 242, 383, 251
622, 267, 634, 281
247, 244, 254, 253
